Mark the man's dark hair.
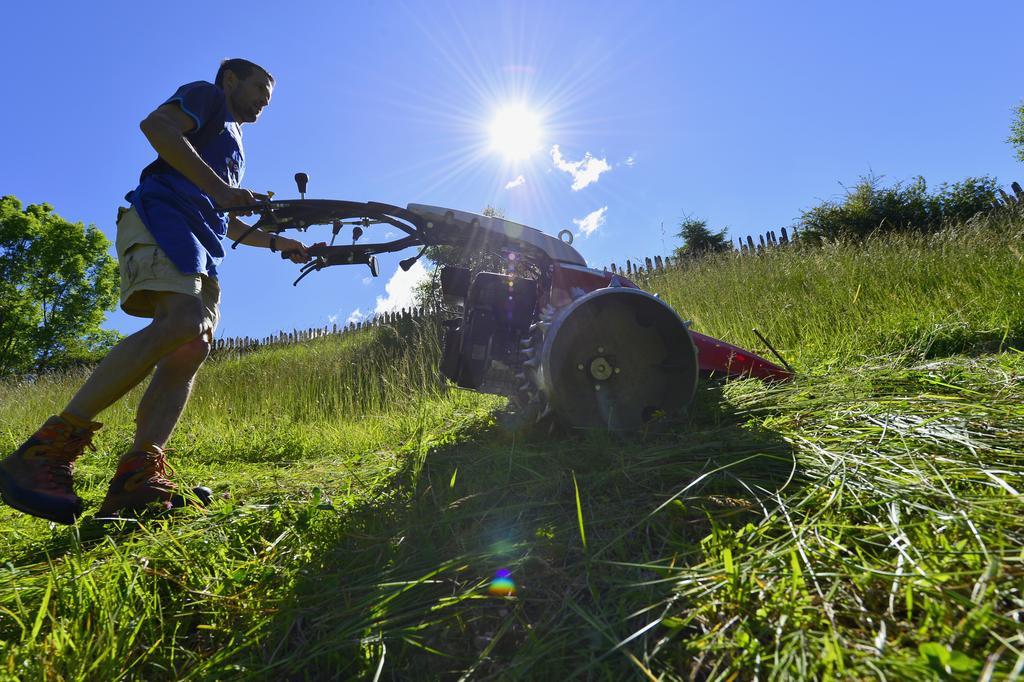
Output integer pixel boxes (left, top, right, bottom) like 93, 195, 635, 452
215, 59, 274, 88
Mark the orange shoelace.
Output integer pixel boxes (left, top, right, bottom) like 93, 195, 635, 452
121, 449, 177, 489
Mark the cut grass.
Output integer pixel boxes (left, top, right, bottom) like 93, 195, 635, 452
1, 213, 1023, 679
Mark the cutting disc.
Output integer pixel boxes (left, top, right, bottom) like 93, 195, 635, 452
534, 288, 697, 430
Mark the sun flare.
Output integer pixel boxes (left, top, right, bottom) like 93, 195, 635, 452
488, 105, 543, 160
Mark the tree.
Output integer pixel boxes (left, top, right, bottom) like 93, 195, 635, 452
0, 196, 120, 376
1011, 101, 1024, 163
414, 205, 512, 310
673, 216, 730, 258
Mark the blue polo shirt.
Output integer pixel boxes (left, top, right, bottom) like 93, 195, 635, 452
126, 81, 245, 278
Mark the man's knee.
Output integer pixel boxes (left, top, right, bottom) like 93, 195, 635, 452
161, 335, 211, 373
152, 295, 207, 347
155, 315, 206, 348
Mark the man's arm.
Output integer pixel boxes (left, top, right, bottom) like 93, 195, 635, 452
139, 104, 262, 209
226, 216, 314, 264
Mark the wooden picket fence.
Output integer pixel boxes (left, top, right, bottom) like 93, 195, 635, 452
210, 306, 433, 356
605, 226, 795, 278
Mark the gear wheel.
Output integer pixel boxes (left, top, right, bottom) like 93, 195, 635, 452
503, 304, 556, 429
514, 288, 698, 430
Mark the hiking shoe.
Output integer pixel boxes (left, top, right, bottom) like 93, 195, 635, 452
0, 414, 101, 524
96, 445, 212, 518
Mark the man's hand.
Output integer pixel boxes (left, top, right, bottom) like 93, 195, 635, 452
213, 186, 269, 213
276, 238, 326, 264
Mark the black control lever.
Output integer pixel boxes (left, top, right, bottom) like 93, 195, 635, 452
229, 193, 279, 250
292, 255, 376, 285
399, 245, 428, 272
293, 257, 324, 286
294, 172, 308, 199
230, 224, 260, 250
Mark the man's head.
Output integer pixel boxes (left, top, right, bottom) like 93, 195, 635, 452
216, 58, 274, 125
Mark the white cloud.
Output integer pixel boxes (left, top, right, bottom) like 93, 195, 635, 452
374, 260, 429, 314
362, 276, 372, 285
346, 308, 366, 325
328, 313, 338, 325
550, 145, 611, 190
573, 206, 608, 238
624, 155, 635, 167
504, 174, 526, 189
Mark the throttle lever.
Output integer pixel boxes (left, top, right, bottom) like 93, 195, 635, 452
229, 195, 279, 250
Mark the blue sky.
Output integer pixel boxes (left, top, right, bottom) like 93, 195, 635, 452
2, 1, 1022, 340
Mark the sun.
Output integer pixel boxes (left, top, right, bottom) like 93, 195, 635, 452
488, 104, 543, 160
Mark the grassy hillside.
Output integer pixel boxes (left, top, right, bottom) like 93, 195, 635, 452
1, 214, 1022, 680
642, 211, 1024, 367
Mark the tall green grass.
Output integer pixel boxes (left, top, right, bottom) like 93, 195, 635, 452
1, 212, 1023, 679
0, 316, 453, 463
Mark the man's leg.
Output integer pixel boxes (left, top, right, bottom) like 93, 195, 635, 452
132, 333, 211, 451
96, 291, 216, 518
131, 275, 218, 450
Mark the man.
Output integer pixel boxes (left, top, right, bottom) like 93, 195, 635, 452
0, 58, 313, 523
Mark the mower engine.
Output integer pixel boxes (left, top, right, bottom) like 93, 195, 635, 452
439, 268, 537, 392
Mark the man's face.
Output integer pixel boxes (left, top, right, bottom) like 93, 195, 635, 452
229, 71, 273, 124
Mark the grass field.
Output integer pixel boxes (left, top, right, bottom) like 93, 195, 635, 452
1, 214, 1023, 680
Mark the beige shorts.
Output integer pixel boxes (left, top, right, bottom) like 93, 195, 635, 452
116, 207, 221, 335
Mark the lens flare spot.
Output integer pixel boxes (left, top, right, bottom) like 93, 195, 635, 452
488, 568, 517, 597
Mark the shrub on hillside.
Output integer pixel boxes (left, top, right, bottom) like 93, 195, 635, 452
673, 217, 731, 258
796, 175, 999, 244
1010, 101, 1024, 163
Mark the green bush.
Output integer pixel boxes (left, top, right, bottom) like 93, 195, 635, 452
796, 175, 999, 244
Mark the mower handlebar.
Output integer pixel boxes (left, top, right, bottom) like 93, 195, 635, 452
305, 235, 423, 262
221, 198, 554, 284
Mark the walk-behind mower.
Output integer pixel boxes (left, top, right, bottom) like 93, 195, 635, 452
229, 182, 792, 430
